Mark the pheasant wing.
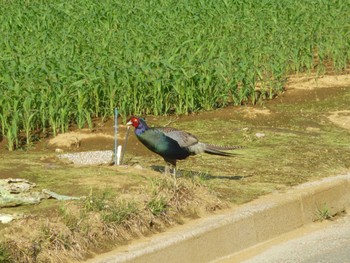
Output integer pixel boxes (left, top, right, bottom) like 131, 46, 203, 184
157, 127, 198, 148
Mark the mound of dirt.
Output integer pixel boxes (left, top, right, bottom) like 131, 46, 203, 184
48, 131, 115, 149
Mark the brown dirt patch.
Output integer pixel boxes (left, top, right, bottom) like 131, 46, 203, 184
286, 74, 350, 90
48, 130, 115, 149
328, 111, 350, 131
241, 108, 272, 119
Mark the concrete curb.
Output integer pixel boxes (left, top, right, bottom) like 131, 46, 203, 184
91, 173, 350, 263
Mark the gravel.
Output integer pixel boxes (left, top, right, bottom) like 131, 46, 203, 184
58, 150, 114, 165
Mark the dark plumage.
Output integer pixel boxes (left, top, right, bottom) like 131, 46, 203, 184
127, 116, 242, 173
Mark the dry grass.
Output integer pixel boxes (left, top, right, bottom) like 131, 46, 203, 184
0, 176, 224, 262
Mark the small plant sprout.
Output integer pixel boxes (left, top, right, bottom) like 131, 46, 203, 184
316, 203, 332, 222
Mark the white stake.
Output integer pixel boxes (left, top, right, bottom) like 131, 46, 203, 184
116, 145, 122, 165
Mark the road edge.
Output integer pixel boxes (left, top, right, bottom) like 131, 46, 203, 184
90, 173, 350, 263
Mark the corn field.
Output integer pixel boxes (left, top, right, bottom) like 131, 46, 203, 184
0, 0, 349, 150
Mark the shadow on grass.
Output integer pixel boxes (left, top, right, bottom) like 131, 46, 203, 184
150, 165, 246, 181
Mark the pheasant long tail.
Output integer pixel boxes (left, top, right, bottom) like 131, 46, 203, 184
204, 144, 243, 157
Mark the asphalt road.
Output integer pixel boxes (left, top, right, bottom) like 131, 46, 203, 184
235, 215, 350, 263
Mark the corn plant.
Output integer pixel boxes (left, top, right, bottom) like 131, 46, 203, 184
21, 95, 37, 145
0, 0, 349, 150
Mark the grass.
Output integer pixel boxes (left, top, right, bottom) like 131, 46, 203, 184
316, 203, 332, 222
0, 82, 350, 261
0, 0, 350, 149
0, 244, 12, 263
101, 200, 139, 224
0, 176, 217, 262
147, 194, 169, 216
83, 188, 114, 212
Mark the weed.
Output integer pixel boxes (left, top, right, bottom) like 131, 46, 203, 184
83, 188, 113, 212
0, 243, 12, 263
316, 203, 332, 221
59, 205, 82, 232
102, 200, 139, 224
147, 195, 168, 216
82, 189, 139, 224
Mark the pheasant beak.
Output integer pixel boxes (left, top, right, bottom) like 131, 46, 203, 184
126, 120, 133, 126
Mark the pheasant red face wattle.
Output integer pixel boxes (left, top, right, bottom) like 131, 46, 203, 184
127, 116, 140, 128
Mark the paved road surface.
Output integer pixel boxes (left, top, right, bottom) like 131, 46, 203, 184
219, 214, 350, 263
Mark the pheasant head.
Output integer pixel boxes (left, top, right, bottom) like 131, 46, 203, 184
127, 116, 141, 128
127, 116, 149, 135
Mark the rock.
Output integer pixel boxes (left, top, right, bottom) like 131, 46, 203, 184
0, 214, 23, 224
255, 132, 266, 138
134, 164, 143, 170
0, 178, 35, 194
306, 127, 321, 132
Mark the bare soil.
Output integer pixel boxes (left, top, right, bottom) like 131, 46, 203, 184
286, 74, 350, 90
328, 111, 350, 131
0, 74, 350, 262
